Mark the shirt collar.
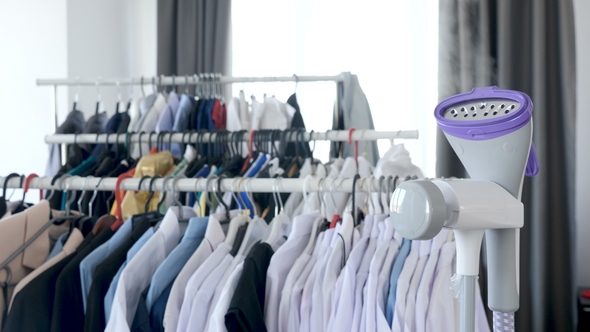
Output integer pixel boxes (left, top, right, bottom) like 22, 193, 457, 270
62, 228, 84, 255
205, 210, 240, 247
183, 217, 208, 240
285, 212, 318, 239
158, 208, 182, 254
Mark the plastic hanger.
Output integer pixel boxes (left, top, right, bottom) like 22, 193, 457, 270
95, 78, 102, 116
236, 179, 268, 255
263, 178, 291, 250
378, 175, 385, 214
223, 178, 248, 246
88, 176, 105, 217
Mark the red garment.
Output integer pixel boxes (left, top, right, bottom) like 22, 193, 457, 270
582, 289, 590, 299
212, 99, 227, 130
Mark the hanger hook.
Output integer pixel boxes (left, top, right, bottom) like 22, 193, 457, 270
78, 175, 94, 213
75, 76, 80, 103
95, 77, 102, 102
140, 76, 145, 96
88, 176, 106, 217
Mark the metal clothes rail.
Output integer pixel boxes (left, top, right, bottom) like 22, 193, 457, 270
44, 130, 419, 144
36, 75, 344, 86
0, 176, 399, 194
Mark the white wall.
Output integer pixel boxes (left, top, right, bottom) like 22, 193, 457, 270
66, 0, 157, 120
574, 0, 590, 287
0, 0, 68, 187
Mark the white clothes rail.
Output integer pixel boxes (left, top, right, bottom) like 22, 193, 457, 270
0, 176, 400, 194
44, 130, 419, 144
36, 75, 344, 86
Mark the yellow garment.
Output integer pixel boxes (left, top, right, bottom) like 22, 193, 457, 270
197, 192, 207, 217
119, 151, 174, 220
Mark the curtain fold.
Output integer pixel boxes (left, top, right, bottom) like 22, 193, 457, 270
157, 0, 232, 77
437, 0, 576, 331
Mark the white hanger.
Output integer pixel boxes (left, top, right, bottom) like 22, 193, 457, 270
263, 178, 291, 250
235, 178, 267, 255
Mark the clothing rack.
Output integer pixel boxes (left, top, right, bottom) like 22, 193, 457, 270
36, 74, 344, 86
0, 176, 397, 193
44, 130, 419, 144
37, 74, 347, 164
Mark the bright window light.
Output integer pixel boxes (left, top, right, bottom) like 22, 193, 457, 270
232, 0, 438, 177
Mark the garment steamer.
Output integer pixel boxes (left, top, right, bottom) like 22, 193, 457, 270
390, 86, 539, 332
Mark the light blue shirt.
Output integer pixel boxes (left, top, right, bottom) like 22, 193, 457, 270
386, 239, 412, 326
145, 217, 209, 311
104, 227, 154, 323
79, 218, 133, 312
47, 232, 69, 261
170, 94, 195, 158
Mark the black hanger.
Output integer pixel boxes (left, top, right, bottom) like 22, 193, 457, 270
378, 176, 385, 214
351, 174, 361, 226
138, 131, 147, 157
216, 175, 231, 220
0, 174, 24, 217
144, 175, 162, 213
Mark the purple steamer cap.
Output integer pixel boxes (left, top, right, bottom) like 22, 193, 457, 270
434, 86, 539, 176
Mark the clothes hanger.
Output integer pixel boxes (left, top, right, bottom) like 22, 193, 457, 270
144, 175, 162, 214
263, 178, 291, 251
235, 178, 268, 256
223, 177, 249, 246
0, 173, 22, 217
95, 78, 102, 116
115, 80, 122, 114
72, 76, 80, 112
378, 175, 385, 214
88, 176, 105, 217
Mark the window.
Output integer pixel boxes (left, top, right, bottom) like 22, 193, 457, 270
232, 0, 438, 177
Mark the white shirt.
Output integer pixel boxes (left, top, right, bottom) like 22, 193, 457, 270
426, 241, 456, 332
105, 208, 182, 332
415, 230, 449, 332
250, 96, 295, 131
185, 251, 233, 331
404, 240, 432, 332
392, 240, 420, 331
163, 211, 234, 332
351, 215, 385, 331
298, 228, 334, 332
207, 261, 245, 332
320, 213, 356, 331
127, 97, 142, 132
279, 219, 325, 332
327, 215, 374, 332
363, 218, 397, 332
176, 242, 232, 332
132, 93, 167, 158
205, 254, 245, 330
264, 212, 319, 332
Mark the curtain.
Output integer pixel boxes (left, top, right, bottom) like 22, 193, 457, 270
157, 0, 232, 77
437, 0, 576, 331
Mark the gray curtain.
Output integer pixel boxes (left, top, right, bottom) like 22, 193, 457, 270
157, 0, 232, 77
437, 0, 576, 331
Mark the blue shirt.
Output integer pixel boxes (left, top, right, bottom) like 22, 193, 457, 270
386, 239, 412, 326
79, 218, 133, 311
145, 217, 208, 311
240, 153, 267, 217
104, 227, 154, 323
47, 232, 69, 261
150, 283, 173, 332
170, 94, 195, 158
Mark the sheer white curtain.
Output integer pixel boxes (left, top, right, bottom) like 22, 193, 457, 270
232, 0, 438, 177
